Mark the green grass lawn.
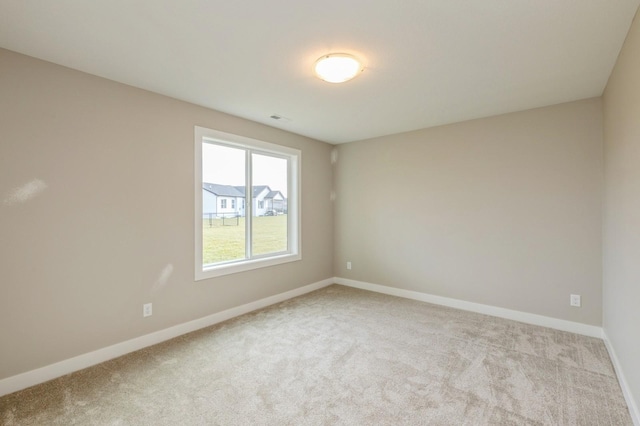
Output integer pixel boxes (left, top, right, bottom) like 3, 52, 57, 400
202, 215, 287, 265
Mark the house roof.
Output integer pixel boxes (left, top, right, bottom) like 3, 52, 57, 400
203, 183, 243, 197
265, 191, 284, 199
233, 185, 271, 197
252, 186, 270, 197
204, 183, 280, 198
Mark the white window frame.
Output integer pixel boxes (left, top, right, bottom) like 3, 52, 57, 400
195, 126, 301, 280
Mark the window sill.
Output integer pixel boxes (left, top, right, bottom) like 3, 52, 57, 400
195, 253, 301, 280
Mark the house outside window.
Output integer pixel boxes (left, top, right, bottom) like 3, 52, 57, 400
195, 126, 301, 279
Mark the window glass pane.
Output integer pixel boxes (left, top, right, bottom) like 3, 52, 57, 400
251, 153, 288, 256
195, 126, 300, 279
202, 143, 246, 265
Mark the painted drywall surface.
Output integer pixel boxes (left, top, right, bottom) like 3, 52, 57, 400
0, 49, 334, 379
603, 9, 640, 414
334, 98, 603, 325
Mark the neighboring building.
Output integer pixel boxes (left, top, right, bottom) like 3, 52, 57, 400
202, 183, 245, 218
203, 183, 286, 217
265, 190, 286, 214
234, 185, 269, 217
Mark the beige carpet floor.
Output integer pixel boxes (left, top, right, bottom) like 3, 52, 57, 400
0, 285, 632, 425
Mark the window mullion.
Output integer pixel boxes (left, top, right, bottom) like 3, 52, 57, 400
245, 149, 252, 260
287, 157, 292, 253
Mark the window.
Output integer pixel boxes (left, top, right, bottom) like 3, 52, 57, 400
195, 126, 301, 279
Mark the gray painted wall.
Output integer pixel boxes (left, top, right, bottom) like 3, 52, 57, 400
0, 49, 334, 380
603, 8, 640, 416
334, 98, 604, 326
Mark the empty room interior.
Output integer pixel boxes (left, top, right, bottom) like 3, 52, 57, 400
1, 1, 640, 424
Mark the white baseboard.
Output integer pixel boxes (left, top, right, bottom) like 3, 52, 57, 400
334, 277, 603, 338
0, 278, 334, 398
603, 331, 640, 426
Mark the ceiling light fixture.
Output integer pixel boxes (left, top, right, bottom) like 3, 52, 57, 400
314, 53, 364, 83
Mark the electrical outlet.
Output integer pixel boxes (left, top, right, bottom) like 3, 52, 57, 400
143, 303, 153, 317
347, 261, 352, 270
570, 294, 581, 307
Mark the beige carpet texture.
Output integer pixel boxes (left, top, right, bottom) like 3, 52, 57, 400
0, 285, 632, 425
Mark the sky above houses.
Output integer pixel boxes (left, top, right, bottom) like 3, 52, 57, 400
203, 143, 288, 197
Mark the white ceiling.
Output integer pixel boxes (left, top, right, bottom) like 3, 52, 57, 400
1, 1, 638, 144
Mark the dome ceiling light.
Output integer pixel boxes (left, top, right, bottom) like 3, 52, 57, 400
314, 53, 364, 83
